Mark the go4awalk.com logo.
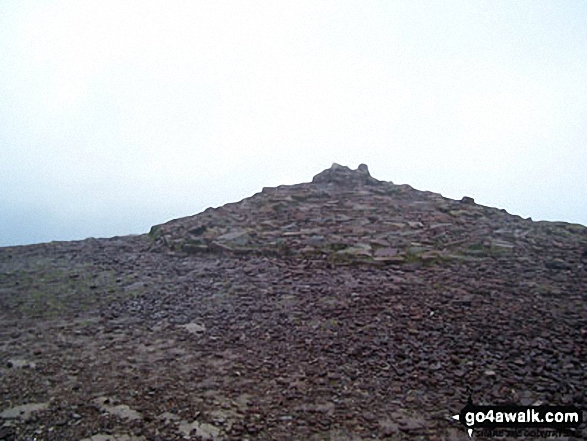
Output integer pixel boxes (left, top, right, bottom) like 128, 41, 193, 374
452, 397, 583, 438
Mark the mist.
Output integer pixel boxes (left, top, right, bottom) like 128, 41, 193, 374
1, 0, 586, 246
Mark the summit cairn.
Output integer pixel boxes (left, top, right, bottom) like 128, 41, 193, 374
311, 163, 382, 186
148, 163, 586, 272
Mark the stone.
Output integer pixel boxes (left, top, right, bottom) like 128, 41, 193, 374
94, 397, 142, 421
545, 258, 570, 270
374, 247, 398, 257
189, 225, 207, 236
357, 163, 369, 174
0, 403, 49, 421
6, 358, 36, 369
420, 251, 440, 262
379, 418, 399, 436
311, 163, 380, 186
182, 242, 209, 254
454, 294, 474, 307
81, 435, 146, 441
308, 235, 325, 245
180, 322, 206, 334
336, 246, 371, 257
373, 255, 405, 264
216, 230, 251, 246
178, 420, 221, 440
490, 239, 515, 251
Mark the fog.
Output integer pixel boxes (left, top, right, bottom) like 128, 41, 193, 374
1, 1, 586, 246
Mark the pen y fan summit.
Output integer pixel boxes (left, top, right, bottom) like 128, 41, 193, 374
149, 163, 587, 270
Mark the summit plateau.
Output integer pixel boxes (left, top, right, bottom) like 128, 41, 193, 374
0, 164, 586, 440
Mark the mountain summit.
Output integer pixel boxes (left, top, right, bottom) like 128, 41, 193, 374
150, 163, 585, 272
1, 163, 586, 440
311, 163, 381, 186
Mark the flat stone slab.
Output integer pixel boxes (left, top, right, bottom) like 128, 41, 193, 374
1, 402, 48, 420
6, 358, 36, 369
81, 435, 146, 441
178, 419, 221, 440
94, 397, 142, 421
180, 322, 206, 334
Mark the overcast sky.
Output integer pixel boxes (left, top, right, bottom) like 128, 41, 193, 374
1, 1, 586, 246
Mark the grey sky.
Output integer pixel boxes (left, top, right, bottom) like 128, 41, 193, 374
1, 1, 586, 246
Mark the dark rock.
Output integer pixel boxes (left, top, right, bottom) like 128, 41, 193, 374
189, 225, 207, 236
182, 242, 209, 254
357, 163, 370, 174
545, 258, 570, 270
311, 163, 381, 186
0, 426, 16, 439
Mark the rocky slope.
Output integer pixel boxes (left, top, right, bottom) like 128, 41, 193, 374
0, 164, 585, 440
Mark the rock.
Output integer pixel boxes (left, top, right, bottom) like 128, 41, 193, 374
379, 418, 399, 436
311, 163, 380, 186
460, 196, 475, 204
81, 435, 146, 441
420, 251, 440, 262
336, 243, 371, 255
1, 402, 49, 421
0, 427, 16, 439
314, 402, 336, 414
362, 411, 376, 422
408, 245, 431, 254
158, 412, 181, 423
454, 293, 474, 307
390, 410, 428, 432
94, 397, 142, 421
299, 246, 317, 254
545, 258, 570, 270
178, 420, 221, 440
216, 230, 251, 246
308, 235, 325, 245
373, 255, 405, 264
189, 225, 207, 236
180, 322, 206, 334
182, 242, 209, 254
209, 241, 235, 252
6, 358, 36, 369
374, 247, 398, 257
490, 239, 515, 251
